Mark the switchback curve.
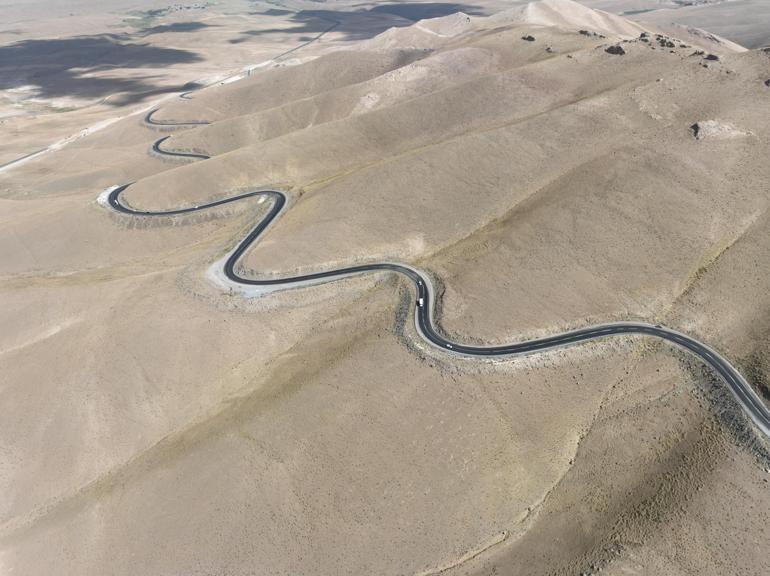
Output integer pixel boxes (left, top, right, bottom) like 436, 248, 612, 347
107, 182, 770, 439
151, 136, 210, 160
144, 108, 210, 128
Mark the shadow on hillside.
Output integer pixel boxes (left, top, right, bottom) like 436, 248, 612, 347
234, 2, 487, 44
368, 3, 487, 20
259, 8, 294, 17
141, 21, 216, 35
0, 34, 202, 101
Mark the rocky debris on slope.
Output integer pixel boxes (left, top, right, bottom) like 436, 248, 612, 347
690, 120, 751, 140
651, 33, 689, 50
579, 29, 606, 39
521, 35, 536, 42
649, 22, 744, 53
690, 50, 721, 67
605, 45, 626, 55
673, 24, 745, 52
631, 32, 693, 55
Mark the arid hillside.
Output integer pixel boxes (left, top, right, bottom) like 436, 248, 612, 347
582, 0, 770, 49
1, 1, 769, 575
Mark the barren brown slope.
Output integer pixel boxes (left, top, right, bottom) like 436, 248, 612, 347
1, 2, 769, 575
148, 49, 432, 124
119, 31, 683, 212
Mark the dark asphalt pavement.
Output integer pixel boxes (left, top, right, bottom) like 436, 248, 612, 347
108, 181, 770, 439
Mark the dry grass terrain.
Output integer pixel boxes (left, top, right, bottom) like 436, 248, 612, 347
582, 0, 770, 49
1, 1, 769, 574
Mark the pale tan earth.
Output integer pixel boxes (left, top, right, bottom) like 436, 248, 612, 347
2, 0, 502, 166
581, 0, 770, 49
1, 0, 769, 575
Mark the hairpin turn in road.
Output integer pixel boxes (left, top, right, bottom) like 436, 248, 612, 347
107, 179, 770, 439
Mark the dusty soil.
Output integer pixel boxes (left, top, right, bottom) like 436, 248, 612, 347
1, 1, 768, 574
583, 0, 770, 49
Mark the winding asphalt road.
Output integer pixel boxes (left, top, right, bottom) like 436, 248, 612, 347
144, 108, 210, 128
151, 136, 210, 160
108, 174, 770, 439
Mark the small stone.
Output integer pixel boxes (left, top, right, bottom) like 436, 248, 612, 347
605, 45, 626, 55
705, 53, 719, 61
521, 35, 535, 42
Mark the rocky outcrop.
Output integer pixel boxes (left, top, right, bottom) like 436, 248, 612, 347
691, 119, 751, 140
